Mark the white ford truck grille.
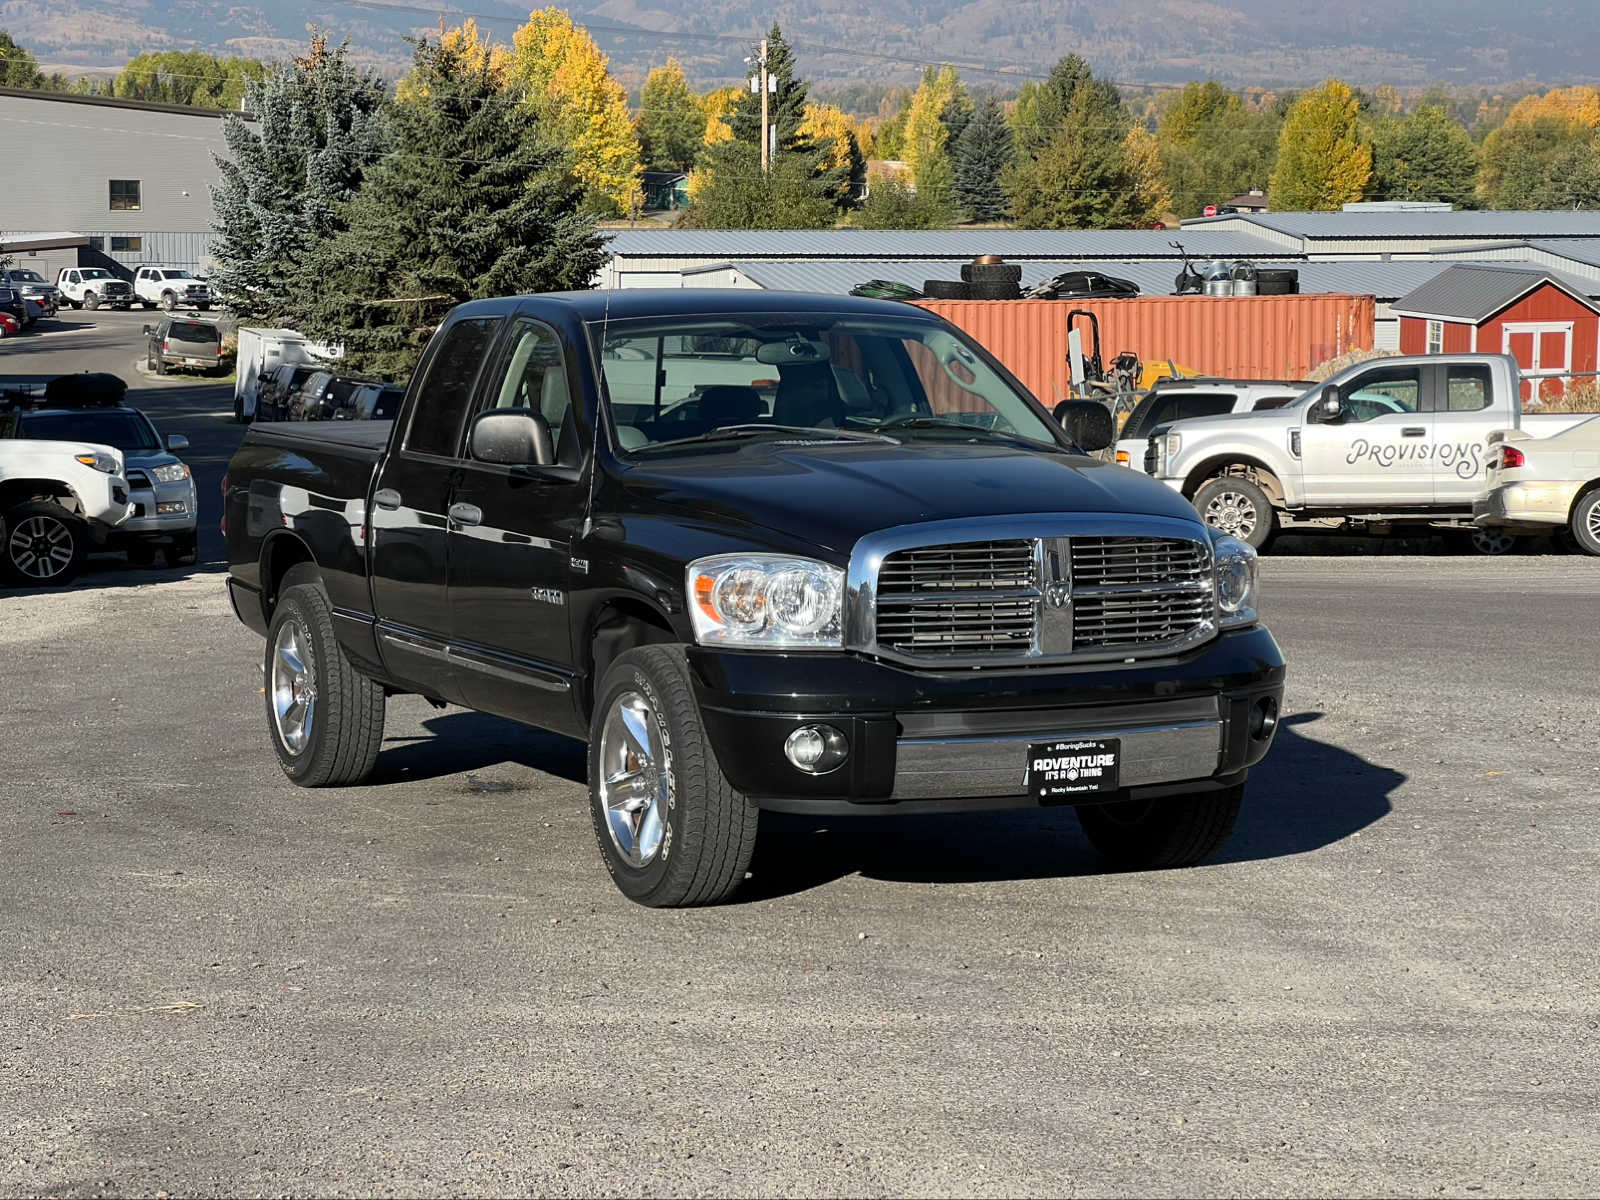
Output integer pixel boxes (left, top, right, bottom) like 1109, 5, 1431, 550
868, 532, 1215, 664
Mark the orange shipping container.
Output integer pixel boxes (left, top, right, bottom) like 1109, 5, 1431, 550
915, 294, 1375, 402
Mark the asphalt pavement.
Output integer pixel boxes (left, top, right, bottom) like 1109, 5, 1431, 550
2, 313, 1598, 1197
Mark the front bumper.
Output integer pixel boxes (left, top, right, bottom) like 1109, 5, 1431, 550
1473, 481, 1579, 530
118, 483, 198, 538
691, 625, 1285, 814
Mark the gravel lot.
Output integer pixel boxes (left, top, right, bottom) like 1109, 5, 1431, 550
2, 313, 1598, 1197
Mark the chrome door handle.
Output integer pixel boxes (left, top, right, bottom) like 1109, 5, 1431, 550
448, 503, 482, 527
1401, 427, 1426, 437
373, 488, 402, 510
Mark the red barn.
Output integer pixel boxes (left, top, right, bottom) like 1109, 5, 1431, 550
1392, 265, 1600, 402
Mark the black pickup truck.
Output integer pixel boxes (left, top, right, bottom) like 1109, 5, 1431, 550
224, 291, 1284, 906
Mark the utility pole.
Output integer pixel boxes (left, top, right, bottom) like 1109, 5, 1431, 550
758, 38, 770, 175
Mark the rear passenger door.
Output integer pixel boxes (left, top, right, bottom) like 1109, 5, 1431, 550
369, 314, 502, 699
445, 316, 589, 735
1430, 362, 1496, 505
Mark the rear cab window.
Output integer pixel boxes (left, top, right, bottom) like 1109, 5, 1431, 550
404, 317, 501, 457
167, 321, 219, 345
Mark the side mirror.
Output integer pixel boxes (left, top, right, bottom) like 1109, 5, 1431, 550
469, 409, 553, 467
166, 433, 189, 452
1053, 399, 1115, 452
142, 325, 153, 335
1310, 385, 1341, 424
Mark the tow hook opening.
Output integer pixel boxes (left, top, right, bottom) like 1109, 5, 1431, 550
1249, 697, 1279, 742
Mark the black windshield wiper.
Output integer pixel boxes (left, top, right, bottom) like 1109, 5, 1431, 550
630, 423, 899, 452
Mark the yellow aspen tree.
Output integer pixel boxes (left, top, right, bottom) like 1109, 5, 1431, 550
1269, 80, 1373, 210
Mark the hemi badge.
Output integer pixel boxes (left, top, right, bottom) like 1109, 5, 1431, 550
569, 557, 589, 574
529, 587, 565, 606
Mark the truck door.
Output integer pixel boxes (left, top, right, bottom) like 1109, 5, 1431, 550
368, 314, 502, 700
1430, 361, 1496, 505
445, 316, 588, 736
1298, 362, 1431, 506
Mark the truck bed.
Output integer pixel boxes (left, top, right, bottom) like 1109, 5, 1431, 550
242, 419, 393, 460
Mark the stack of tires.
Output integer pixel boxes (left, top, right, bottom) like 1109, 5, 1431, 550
923, 257, 1025, 302
1255, 268, 1299, 296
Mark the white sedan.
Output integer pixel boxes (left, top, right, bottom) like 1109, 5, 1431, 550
1474, 415, 1600, 555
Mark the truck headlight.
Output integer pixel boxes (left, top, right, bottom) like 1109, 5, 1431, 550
687, 553, 844, 648
74, 451, 119, 474
1209, 532, 1258, 628
150, 464, 190, 483
1164, 431, 1182, 462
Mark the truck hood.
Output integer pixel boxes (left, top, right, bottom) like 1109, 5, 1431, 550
618, 440, 1204, 557
0, 439, 124, 471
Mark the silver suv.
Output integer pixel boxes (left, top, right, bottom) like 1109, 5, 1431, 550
1113, 379, 1311, 470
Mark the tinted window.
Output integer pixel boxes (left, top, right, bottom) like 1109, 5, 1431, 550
406, 317, 499, 456
167, 321, 219, 345
21, 411, 160, 452
1446, 365, 1492, 412
1251, 395, 1297, 411
1129, 391, 1236, 436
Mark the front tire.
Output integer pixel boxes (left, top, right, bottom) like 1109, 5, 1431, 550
83, 292, 100, 311
1569, 490, 1600, 556
1193, 475, 1278, 551
159, 291, 176, 312
165, 533, 197, 567
588, 645, 759, 907
265, 567, 385, 786
1, 500, 88, 587
1076, 783, 1244, 870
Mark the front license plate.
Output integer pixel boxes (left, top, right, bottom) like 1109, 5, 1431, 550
1028, 738, 1121, 803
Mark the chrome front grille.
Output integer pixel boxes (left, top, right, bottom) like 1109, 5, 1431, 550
860, 522, 1216, 665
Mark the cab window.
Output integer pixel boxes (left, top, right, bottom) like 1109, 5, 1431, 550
474, 319, 579, 464
1338, 367, 1422, 422
1446, 365, 1491, 412
404, 317, 500, 457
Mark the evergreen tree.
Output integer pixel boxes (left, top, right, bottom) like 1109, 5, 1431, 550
729, 24, 811, 153
951, 97, 1014, 223
300, 36, 606, 378
208, 34, 388, 325
638, 59, 706, 172
1269, 80, 1372, 210
1371, 104, 1479, 207
854, 172, 945, 229
682, 140, 836, 229
1005, 55, 1137, 228
1480, 118, 1600, 209
1012, 54, 1123, 159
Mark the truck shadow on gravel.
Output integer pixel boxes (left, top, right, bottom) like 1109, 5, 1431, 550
740, 712, 1401, 901
370, 711, 589, 786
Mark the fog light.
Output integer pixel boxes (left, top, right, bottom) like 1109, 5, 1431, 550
1249, 697, 1279, 741
156, 501, 187, 515
784, 724, 848, 774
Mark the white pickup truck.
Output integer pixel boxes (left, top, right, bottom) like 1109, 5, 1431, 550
1141, 354, 1591, 552
0, 429, 132, 587
132, 265, 214, 311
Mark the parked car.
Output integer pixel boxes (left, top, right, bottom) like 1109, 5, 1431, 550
223, 290, 1284, 907
144, 315, 223, 375
279, 372, 397, 421
0, 376, 134, 587
55, 267, 135, 311
0, 285, 32, 329
0, 268, 61, 318
1142, 354, 1593, 553
1474, 415, 1600, 555
132, 265, 213, 311
348, 381, 405, 420
253, 363, 323, 422
1112, 379, 1311, 469
0, 312, 18, 337
4, 398, 197, 567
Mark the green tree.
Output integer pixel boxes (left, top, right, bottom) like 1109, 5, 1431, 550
729, 24, 812, 153
1012, 54, 1123, 160
1005, 55, 1138, 228
637, 59, 705, 171
208, 35, 389, 325
902, 65, 966, 205
1269, 80, 1373, 210
951, 96, 1013, 222
0, 29, 64, 90
1156, 80, 1278, 216
852, 172, 945, 229
682, 139, 836, 229
1480, 117, 1600, 209
114, 51, 265, 109
1370, 104, 1479, 206
301, 36, 606, 377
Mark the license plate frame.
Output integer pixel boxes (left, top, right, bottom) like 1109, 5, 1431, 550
1028, 737, 1121, 803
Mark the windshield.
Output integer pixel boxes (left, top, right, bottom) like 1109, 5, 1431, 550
21, 411, 160, 452
11, 270, 45, 283
80, 269, 113, 280
594, 314, 1061, 454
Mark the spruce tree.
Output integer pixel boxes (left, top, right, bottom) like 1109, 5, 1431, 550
729, 25, 811, 153
298, 36, 607, 378
952, 97, 1014, 222
208, 35, 388, 325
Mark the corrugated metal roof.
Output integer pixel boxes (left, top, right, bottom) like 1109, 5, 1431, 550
698, 258, 1600, 302
1181, 211, 1600, 241
1435, 238, 1600, 270
1390, 264, 1600, 322
606, 228, 1285, 260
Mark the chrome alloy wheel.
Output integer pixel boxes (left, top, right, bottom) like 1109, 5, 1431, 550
270, 618, 317, 755
7, 514, 75, 581
1587, 501, 1600, 543
1203, 490, 1258, 539
598, 690, 670, 868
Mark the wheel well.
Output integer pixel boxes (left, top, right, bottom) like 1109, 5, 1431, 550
0, 480, 80, 515
1571, 477, 1600, 519
1184, 456, 1286, 506
583, 598, 676, 719
260, 533, 315, 616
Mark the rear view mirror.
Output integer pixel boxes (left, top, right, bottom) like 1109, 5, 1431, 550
1310, 385, 1341, 424
166, 434, 189, 452
1053, 400, 1114, 452
755, 339, 831, 366
469, 410, 553, 467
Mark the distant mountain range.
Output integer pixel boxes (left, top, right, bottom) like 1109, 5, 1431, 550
10, 0, 1596, 93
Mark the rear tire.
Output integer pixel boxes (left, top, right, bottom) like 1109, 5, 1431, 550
1569, 490, 1600, 556
1, 500, 88, 588
588, 645, 759, 907
1076, 783, 1244, 869
1192, 475, 1278, 551
265, 566, 385, 787
1455, 528, 1521, 556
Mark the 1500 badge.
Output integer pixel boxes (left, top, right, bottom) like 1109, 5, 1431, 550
528, 587, 565, 605
1347, 437, 1486, 479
